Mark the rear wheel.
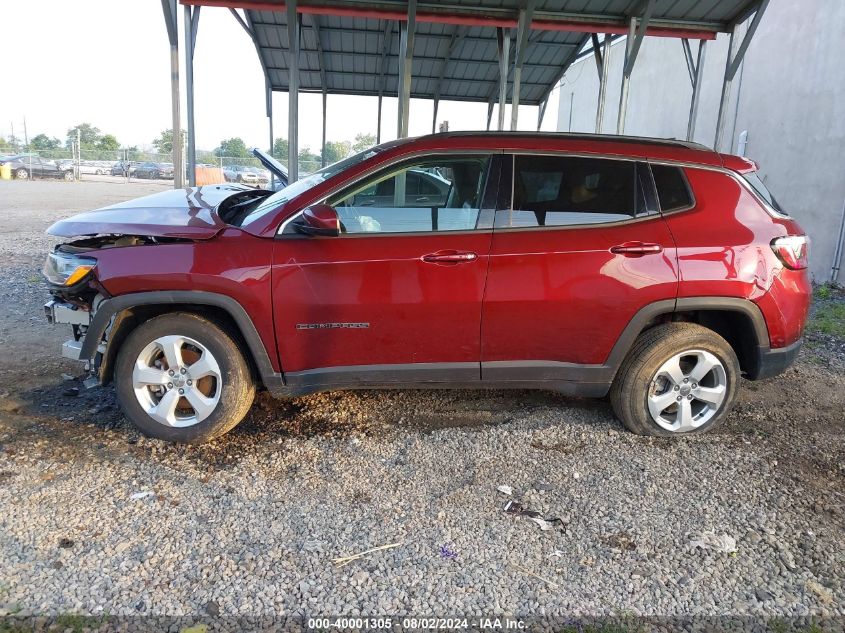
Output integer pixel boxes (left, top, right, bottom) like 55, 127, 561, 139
63, 170, 74, 181
610, 323, 739, 436
115, 313, 255, 443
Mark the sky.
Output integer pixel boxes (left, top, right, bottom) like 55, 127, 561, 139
2, 1, 561, 154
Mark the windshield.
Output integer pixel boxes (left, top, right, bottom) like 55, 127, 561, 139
743, 171, 784, 214
239, 141, 403, 226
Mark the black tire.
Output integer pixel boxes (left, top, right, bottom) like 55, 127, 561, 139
14, 168, 28, 180
609, 322, 739, 437
63, 170, 74, 181
114, 313, 255, 443
151, 171, 159, 179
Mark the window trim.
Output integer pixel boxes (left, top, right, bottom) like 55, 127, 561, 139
494, 153, 661, 232
277, 150, 499, 238
646, 161, 697, 215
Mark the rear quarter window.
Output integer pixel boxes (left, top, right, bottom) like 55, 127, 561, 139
651, 164, 693, 212
743, 171, 785, 214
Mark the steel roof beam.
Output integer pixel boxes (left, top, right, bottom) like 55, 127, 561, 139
183, 0, 725, 38
264, 67, 550, 88
250, 26, 582, 50
259, 50, 569, 71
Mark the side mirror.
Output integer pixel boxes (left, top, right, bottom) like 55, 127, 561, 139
295, 203, 340, 237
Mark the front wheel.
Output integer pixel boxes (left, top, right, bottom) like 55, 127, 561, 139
114, 313, 255, 443
610, 323, 739, 436
14, 168, 29, 180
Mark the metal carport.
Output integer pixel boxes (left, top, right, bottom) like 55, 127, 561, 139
160, 0, 769, 188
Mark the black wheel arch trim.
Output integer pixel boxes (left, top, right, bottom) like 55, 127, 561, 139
605, 296, 771, 380
80, 290, 284, 393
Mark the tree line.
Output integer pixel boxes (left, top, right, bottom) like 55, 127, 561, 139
2, 122, 378, 168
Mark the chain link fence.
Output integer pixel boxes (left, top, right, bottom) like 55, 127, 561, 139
1, 145, 320, 186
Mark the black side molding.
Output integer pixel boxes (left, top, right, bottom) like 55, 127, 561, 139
80, 290, 285, 394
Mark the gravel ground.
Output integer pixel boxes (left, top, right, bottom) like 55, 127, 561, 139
0, 180, 844, 624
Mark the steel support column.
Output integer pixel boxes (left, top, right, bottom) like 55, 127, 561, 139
432, 26, 464, 133
536, 96, 548, 131
287, 0, 300, 181
617, 0, 654, 134
376, 20, 393, 143
183, 5, 200, 187
715, 0, 769, 150
309, 15, 328, 167
685, 39, 707, 141
496, 27, 510, 131
397, 1, 416, 138
486, 98, 494, 131
595, 35, 611, 133
510, 2, 535, 130
161, 0, 183, 188
267, 80, 274, 188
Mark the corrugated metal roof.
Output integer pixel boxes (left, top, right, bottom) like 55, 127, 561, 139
221, 0, 761, 105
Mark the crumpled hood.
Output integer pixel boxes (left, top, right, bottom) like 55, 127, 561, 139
46, 184, 253, 239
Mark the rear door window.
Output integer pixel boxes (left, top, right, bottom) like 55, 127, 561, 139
496, 155, 646, 228
650, 164, 694, 212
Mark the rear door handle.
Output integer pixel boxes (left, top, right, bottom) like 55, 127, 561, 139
422, 250, 478, 264
610, 242, 663, 256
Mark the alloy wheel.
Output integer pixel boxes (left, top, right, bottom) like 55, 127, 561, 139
647, 349, 727, 432
132, 335, 222, 427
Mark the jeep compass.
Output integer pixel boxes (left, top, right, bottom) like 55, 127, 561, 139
42, 133, 811, 443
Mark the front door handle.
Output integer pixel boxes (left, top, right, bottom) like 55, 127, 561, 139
610, 242, 664, 256
422, 250, 478, 265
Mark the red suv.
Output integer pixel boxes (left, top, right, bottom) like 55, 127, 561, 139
42, 133, 810, 443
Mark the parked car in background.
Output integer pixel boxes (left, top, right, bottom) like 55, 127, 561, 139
247, 166, 271, 186
1, 154, 74, 180
251, 147, 288, 190
41, 132, 810, 443
111, 161, 139, 176
134, 162, 174, 180
79, 161, 111, 176
224, 164, 260, 185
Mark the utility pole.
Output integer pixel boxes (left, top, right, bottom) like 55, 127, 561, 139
76, 128, 81, 181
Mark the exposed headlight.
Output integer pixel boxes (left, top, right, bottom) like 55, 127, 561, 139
43, 250, 97, 287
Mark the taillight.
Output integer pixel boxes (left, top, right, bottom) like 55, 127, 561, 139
771, 235, 808, 270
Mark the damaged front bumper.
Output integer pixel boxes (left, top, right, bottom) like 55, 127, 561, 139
44, 298, 107, 387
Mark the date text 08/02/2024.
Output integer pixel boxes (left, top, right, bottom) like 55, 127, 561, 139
307, 617, 527, 630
